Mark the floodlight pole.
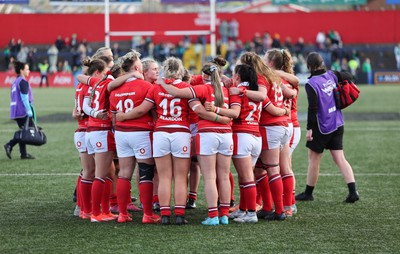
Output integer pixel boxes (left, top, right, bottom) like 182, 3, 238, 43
210, 0, 216, 57
105, 0, 110, 48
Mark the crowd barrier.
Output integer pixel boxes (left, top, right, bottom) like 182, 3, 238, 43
0, 71, 74, 87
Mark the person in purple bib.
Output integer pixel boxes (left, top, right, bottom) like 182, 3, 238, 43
4, 61, 35, 160
295, 52, 359, 203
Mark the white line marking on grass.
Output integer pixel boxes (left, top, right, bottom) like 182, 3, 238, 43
1, 172, 400, 177
0, 173, 78, 176
345, 127, 400, 132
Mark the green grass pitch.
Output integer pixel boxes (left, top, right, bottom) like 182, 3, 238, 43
0, 85, 399, 253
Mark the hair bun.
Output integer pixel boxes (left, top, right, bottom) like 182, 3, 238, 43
212, 56, 227, 67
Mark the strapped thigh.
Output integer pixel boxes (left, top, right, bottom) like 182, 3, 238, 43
255, 158, 278, 171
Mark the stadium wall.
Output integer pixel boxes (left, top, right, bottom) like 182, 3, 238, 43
1, 11, 399, 46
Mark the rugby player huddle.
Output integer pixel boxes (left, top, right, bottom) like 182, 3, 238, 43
72, 47, 300, 225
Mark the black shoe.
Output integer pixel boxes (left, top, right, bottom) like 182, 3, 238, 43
256, 209, 275, 219
131, 196, 137, 203
344, 192, 359, 203
153, 202, 160, 212
175, 216, 188, 225
230, 200, 235, 208
265, 212, 286, 221
21, 154, 35, 160
4, 144, 12, 159
295, 192, 314, 201
161, 216, 171, 225
186, 198, 196, 209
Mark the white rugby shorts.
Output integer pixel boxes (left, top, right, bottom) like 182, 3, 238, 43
85, 130, 116, 155
232, 133, 262, 166
196, 132, 233, 156
115, 131, 152, 159
153, 131, 191, 158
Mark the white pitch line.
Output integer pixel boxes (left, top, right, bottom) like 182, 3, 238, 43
0, 172, 399, 177
345, 128, 400, 132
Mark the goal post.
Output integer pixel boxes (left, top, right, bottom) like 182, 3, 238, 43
104, 0, 216, 57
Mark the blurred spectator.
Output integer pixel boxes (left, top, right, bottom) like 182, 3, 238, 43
228, 19, 239, 41
316, 31, 326, 49
47, 44, 59, 74
328, 29, 342, 48
74, 43, 87, 68
27, 47, 36, 71
4, 46, 11, 68
362, 57, 373, 84
253, 33, 263, 55
131, 35, 142, 49
341, 58, 349, 72
348, 58, 359, 77
9, 38, 18, 58
271, 33, 282, 48
64, 37, 70, 51
182, 35, 191, 48
57, 61, 64, 73
219, 20, 229, 43
55, 35, 64, 51
70, 33, 79, 50
284, 36, 293, 53
331, 58, 341, 71
394, 43, 400, 70
262, 32, 271, 50
112, 42, 122, 59
17, 46, 28, 63
63, 60, 72, 73
38, 59, 49, 87
294, 37, 305, 56
16, 39, 23, 54
8, 56, 15, 72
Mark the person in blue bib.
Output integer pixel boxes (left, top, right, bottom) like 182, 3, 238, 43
295, 52, 359, 203
4, 61, 35, 160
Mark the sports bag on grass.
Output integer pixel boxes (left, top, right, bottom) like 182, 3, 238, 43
14, 117, 47, 146
333, 72, 360, 110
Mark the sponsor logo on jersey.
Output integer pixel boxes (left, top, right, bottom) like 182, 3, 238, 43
158, 92, 174, 98
115, 92, 136, 97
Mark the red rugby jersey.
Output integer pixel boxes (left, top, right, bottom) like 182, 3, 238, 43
109, 77, 154, 132
189, 84, 231, 133
74, 82, 89, 130
145, 80, 191, 132
230, 83, 261, 135
259, 78, 288, 127
291, 86, 299, 127
85, 75, 113, 130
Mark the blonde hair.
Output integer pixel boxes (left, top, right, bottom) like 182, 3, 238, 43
239, 52, 280, 85
162, 57, 185, 79
265, 48, 294, 74
202, 62, 224, 107
120, 50, 141, 72
142, 58, 157, 73
93, 47, 112, 59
